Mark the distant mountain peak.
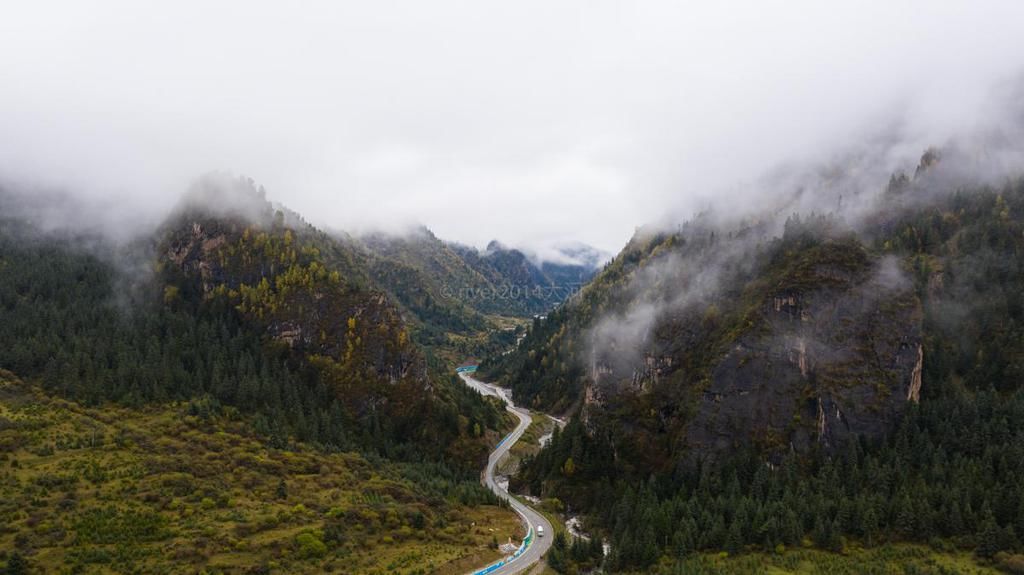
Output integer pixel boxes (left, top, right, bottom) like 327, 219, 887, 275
484, 239, 511, 254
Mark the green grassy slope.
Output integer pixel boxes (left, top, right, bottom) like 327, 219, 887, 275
0, 371, 521, 574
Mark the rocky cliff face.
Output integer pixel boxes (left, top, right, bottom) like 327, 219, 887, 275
491, 151, 1024, 479
683, 252, 923, 458
576, 234, 923, 464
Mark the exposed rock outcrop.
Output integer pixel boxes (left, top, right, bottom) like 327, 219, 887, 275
581, 239, 923, 464
908, 344, 923, 403
683, 249, 922, 458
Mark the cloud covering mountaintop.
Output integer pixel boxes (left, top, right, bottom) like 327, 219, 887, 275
2, 1, 1024, 254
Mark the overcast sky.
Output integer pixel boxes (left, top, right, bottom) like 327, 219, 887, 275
2, 1, 1024, 255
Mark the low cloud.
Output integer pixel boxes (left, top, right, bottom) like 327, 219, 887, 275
584, 87, 1024, 383
2, 2, 1024, 255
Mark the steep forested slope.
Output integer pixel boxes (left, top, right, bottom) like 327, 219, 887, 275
353, 228, 495, 352
0, 178, 528, 572
483, 151, 1024, 571
0, 178, 506, 465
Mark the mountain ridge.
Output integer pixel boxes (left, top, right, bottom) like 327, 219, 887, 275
478, 147, 1024, 570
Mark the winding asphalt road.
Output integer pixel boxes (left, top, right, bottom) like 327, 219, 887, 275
460, 373, 554, 575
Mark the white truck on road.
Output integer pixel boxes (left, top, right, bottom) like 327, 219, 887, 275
537, 525, 545, 537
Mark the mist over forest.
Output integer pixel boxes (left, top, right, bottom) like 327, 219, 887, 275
4, 3, 1024, 575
